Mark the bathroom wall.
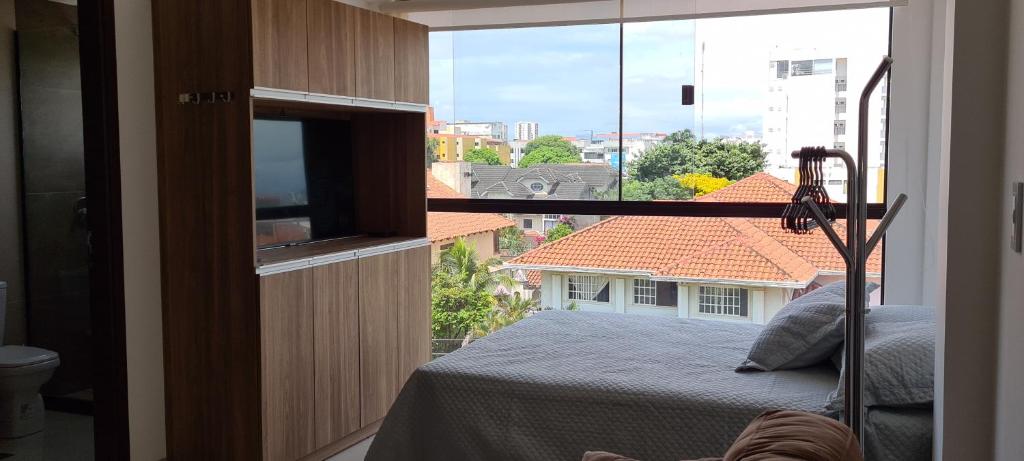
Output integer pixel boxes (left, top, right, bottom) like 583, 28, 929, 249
15, 0, 92, 397
0, 0, 26, 346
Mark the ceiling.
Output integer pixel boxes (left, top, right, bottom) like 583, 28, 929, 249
365, 0, 601, 13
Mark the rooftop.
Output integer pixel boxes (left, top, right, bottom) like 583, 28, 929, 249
427, 173, 514, 243
471, 163, 617, 200
507, 172, 881, 287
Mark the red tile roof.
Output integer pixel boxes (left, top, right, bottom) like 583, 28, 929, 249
427, 172, 514, 243
695, 172, 799, 203
508, 172, 882, 286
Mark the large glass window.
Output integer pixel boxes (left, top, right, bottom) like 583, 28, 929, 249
427, 9, 890, 356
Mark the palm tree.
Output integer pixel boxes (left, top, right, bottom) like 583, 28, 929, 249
434, 238, 514, 293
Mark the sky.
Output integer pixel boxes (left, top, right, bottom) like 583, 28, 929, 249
429, 8, 890, 140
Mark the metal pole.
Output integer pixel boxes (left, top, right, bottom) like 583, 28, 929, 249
850, 56, 894, 446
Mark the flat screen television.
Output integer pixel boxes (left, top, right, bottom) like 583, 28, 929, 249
253, 116, 356, 248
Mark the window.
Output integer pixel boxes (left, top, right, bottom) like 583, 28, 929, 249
634, 279, 678, 307
440, 243, 454, 251
813, 58, 833, 75
543, 214, 560, 232
772, 60, 789, 79
523, 218, 533, 229
633, 279, 656, 305
836, 78, 848, 92
834, 120, 846, 136
791, 60, 813, 76
568, 275, 610, 302
698, 286, 748, 317
835, 97, 847, 114
834, 142, 846, 150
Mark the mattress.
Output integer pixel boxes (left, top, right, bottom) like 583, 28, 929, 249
365, 310, 839, 461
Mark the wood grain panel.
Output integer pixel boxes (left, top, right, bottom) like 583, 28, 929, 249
260, 270, 316, 461
253, 0, 309, 91
358, 252, 400, 425
307, 0, 356, 97
395, 112, 428, 237
394, 18, 429, 104
397, 246, 431, 383
354, 9, 395, 100
152, 0, 261, 458
313, 260, 361, 448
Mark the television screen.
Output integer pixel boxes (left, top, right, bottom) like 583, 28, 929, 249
254, 117, 356, 248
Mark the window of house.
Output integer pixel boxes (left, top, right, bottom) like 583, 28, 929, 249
698, 286, 748, 317
523, 218, 533, 229
836, 78, 847, 92
633, 279, 679, 307
441, 243, 454, 251
543, 214, 560, 231
834, 142, 846, 150
835, 97, 847, 114
568, 275, 610, 302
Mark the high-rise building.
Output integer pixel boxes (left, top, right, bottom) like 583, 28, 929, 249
516, 121, 539, 141
762, 51, 887, 202
446, 121, 508, 141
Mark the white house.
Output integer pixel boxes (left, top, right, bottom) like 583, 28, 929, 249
505, 173, 882, 324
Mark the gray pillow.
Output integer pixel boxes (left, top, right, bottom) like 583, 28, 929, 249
737, 281, 850, 371
825, 305, 935, 411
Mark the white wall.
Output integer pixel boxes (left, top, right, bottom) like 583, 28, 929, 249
934, 0, 1009, 458
994, 0, 1024, 459
114, 0, 166, 458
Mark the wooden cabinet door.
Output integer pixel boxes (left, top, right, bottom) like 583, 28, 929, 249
394, 18, 429, 105
354, 9, 395, 101
253, 0, 309, 91
260, 269, 316, 461
357, 251, 400, 425
307, 0, 356, 96
312, 259, 361, 448
397, 246, 431, 383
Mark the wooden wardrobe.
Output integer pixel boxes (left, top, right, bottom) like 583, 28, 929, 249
151, 0, 430, 459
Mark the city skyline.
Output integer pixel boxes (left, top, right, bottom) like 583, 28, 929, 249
429, 8, 888, 141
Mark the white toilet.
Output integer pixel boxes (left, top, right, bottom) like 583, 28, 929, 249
0, 281, 60, 438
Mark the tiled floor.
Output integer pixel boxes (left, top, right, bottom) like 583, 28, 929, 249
326, 436, 373, 461
0, 411, 93, 460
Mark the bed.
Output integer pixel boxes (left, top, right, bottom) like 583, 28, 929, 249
365, 310, 931, 461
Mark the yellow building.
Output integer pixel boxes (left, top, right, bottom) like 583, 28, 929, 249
431, 134, 511, 165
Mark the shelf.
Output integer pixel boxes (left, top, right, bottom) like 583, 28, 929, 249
251, 87, 428, 113
256, 236, 429, 275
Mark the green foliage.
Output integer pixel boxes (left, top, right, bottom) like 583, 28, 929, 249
676, 173, 734, 197
470, 292, 539, 338
498, 226, 528, 257
430, 238, 514, 340
518, 146, 582, 168
628, 129, 767, 182
523, 135, 581, 156
544, 223, 574, 243
463, 147, 503, 165
620, 177, 693, 201
426, 137, 439, 167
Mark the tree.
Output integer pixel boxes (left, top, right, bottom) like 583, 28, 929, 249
426, 137, 439, 167
463, 147, 503, 165
518, 146, 582, 168
498, 226, 528, 257
469, 292, 539, 338
676, 173, 733, 197
628, 129, 767, 182
620, 177, 692, 201
544, 223, 574, 243
523, 135, 580, 156
431, 238, 514, 340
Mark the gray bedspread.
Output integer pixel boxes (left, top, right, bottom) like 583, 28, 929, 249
865, 406, 933, 461
366, 310, 839, 461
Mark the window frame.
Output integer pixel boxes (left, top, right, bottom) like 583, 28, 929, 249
567, 274, 611, 303
697, 286, 749, 318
